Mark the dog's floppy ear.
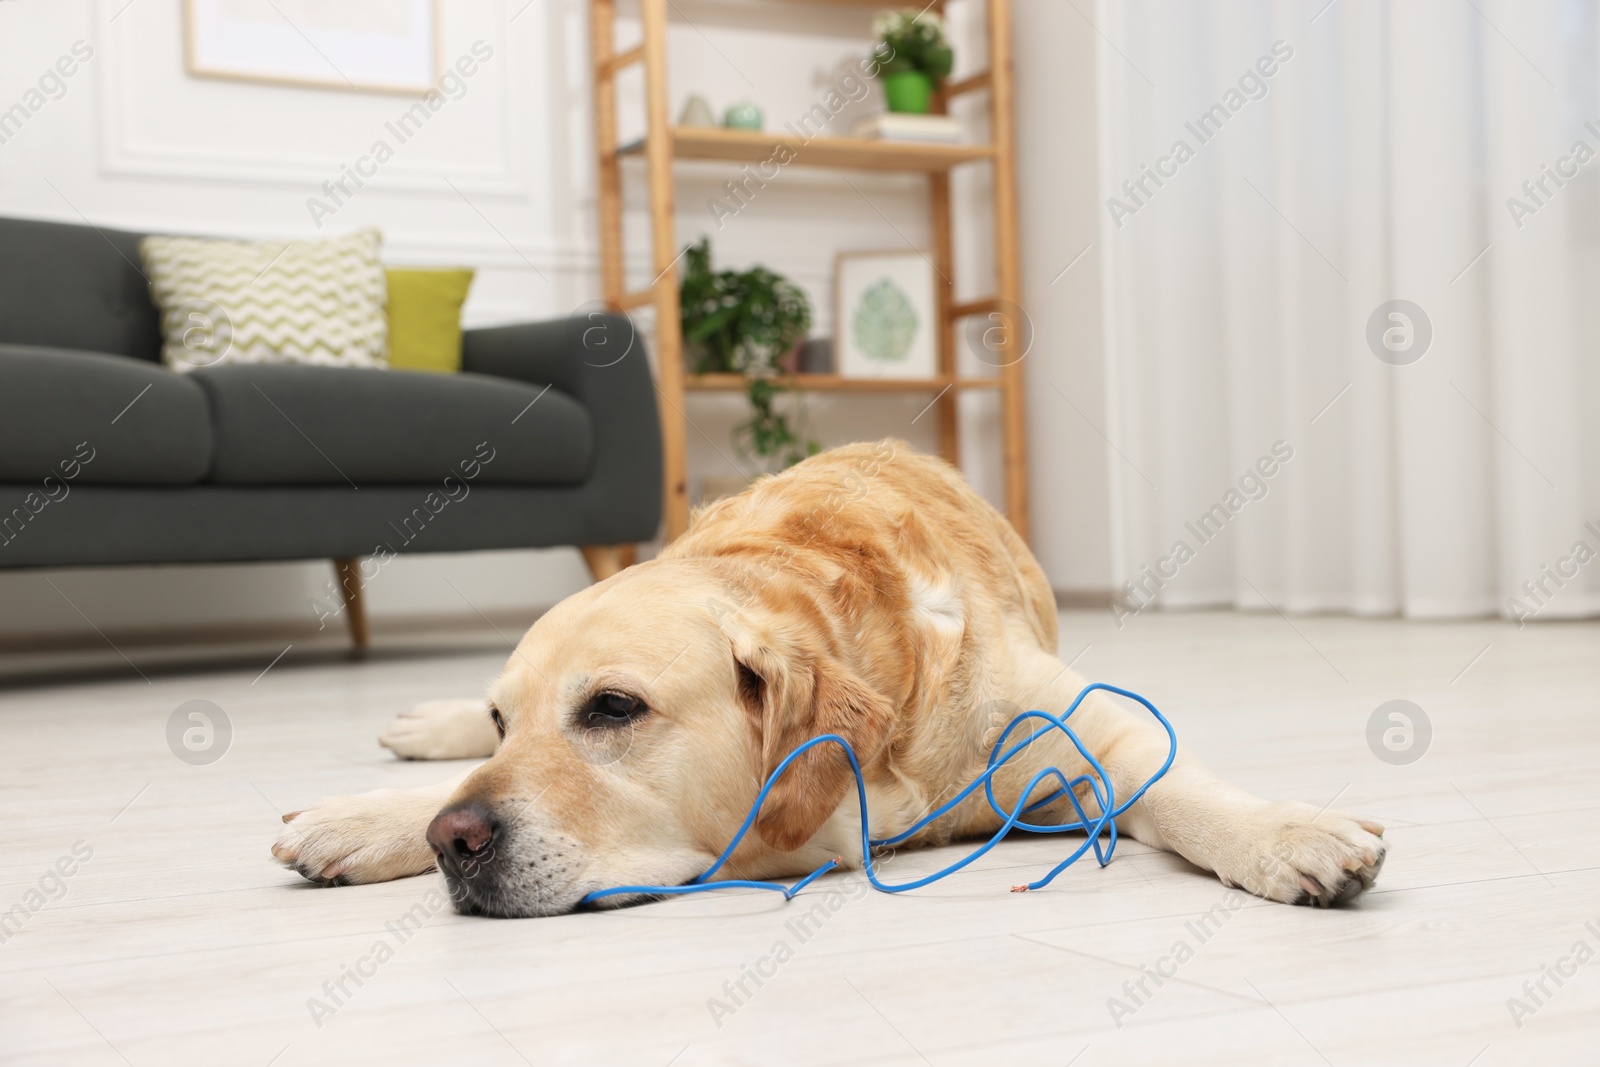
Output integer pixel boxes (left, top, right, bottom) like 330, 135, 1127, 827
727, 619, 895, 853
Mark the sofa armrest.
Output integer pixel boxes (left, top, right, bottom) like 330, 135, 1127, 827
462, 314, 662, 544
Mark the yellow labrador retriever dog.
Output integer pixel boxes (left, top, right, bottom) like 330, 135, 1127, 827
273, 441, 1385, 915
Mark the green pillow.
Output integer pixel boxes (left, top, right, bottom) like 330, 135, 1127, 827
385, 267, 475, 373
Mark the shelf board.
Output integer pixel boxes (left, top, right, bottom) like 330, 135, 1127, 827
669, 0, 890, 6
684, 374, 1002, 393
619, 126, 994, 173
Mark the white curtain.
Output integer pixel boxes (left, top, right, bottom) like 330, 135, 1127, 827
1097, 0, 1600, 621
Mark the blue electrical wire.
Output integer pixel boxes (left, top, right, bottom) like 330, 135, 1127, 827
579, 682, 1177, 906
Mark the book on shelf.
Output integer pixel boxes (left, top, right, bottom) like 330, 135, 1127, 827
851, 112, 963, 144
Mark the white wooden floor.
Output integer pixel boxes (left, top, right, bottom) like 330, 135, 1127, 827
2, 609, 1597, 1066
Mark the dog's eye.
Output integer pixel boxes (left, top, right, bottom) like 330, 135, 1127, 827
489, 705, 506, 740
586, 691, 646, 726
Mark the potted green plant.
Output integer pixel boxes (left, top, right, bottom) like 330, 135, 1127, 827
871, 9, 953, 114
679, 238, 819, 473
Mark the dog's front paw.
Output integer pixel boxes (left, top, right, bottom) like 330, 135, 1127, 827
271, 790, 437, 886
1227, 803, 1386, 907
379, 698, 499, 761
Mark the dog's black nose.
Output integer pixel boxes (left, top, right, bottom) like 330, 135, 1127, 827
427, 803, 499, 864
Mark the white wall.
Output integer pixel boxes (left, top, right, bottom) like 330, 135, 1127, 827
1012, 0, 1111, 593
0, 0, 1109, 643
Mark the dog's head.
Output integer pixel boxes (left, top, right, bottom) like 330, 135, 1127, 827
427, 558, 896, 916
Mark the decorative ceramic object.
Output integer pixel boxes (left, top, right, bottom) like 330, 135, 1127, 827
882, 70, 933, 114
678, 94, 717, 127
722, 100, 764, 131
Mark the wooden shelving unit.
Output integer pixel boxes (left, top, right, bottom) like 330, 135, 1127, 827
589, 0, 1028, 543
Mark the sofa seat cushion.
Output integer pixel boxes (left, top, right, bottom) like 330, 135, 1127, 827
0, 345, 214, 485
189, 364, 594, 486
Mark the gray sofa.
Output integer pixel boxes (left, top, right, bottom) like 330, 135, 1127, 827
0, 215, 661, 644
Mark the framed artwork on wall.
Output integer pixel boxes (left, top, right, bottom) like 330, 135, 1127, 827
834, 250, 938, 380
183, 0, 441, 95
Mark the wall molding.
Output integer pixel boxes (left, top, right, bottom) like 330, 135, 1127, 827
15, 205, 605, 274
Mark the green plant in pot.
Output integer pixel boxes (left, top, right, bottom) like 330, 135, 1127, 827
679, 238, 819, 472
872, 9, 953, 114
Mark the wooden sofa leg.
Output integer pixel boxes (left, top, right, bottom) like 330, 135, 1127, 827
332, 557, 370, 652
580, 544, 636, 583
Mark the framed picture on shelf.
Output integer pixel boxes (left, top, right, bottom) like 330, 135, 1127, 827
183, 0, 441, 95
834, 251, 937, 380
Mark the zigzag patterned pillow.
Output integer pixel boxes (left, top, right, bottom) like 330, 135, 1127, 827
140, 229, 388, 372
